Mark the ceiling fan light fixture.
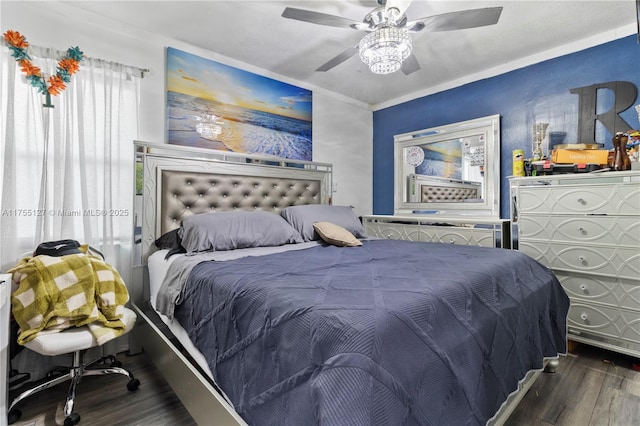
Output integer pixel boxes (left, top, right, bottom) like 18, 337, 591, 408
358, 26, 412, 74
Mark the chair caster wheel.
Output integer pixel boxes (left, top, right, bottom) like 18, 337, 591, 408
110, 360, 123, 368
127, 378, 140, 391
64, 412, 81, 426
46, 368, 65, 378
8, 408, 22, 424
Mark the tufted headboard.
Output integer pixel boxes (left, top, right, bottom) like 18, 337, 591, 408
159, 170, 321, 235
134, 142, 332, 269
420, 183, 479, 203
409, 174, 481, 203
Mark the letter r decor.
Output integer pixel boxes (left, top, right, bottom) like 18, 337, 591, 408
570, 81, 637, 143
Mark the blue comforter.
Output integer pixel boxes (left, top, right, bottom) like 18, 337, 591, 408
174, 239, 569, 425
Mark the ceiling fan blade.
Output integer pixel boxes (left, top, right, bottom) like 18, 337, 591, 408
282, 7, 365, 30
406, 7, 503, 32
316, 44, 360, 72
401, 54, 420, 75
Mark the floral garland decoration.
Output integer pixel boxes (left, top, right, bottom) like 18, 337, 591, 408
3, 30, 83, 96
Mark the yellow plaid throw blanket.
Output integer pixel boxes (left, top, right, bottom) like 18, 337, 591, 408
9, 250, 130, 346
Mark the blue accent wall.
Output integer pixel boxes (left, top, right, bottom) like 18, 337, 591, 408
373, 35, 640, 218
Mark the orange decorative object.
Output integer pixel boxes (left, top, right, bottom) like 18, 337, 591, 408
58, 58, 80, 75
47, 75, 67, 96
551, 149, 610, 165
3, 30, 29, 49
18, 59, 41, 77
3, 29, 83, 100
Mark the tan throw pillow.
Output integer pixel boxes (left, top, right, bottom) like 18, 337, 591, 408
313, 222, 363, 247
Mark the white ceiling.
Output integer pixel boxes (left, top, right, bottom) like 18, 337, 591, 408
63, 0, 638, 108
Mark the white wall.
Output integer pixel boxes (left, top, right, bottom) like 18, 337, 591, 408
312, 92, 372, 217
1, 1, 373, 215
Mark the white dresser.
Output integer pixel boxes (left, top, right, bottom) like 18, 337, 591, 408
362, 215, 510, 249
510, 171, 640, 357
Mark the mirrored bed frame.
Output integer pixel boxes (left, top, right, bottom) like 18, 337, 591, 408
131, 142, 332, 425
130, 142, 558, 426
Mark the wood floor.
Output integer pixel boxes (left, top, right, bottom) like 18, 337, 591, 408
507, 344, 640, 426
9, 351, 196, 426
8, 344, 640, 426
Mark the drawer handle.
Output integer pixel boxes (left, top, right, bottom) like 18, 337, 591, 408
580, 313, 588, 321
579, 284, 588, 292
578, 227, 586, 234
578, 256, 586, 264
577, 198, 586, 205
449, 239, 455, 244
385, 234, 392, 239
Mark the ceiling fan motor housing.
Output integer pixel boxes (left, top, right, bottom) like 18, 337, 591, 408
364, 6, 407, 29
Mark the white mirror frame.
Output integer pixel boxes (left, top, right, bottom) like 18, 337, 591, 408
394, 114, 500, 218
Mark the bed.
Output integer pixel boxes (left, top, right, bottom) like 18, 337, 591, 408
131, 142, 569, 426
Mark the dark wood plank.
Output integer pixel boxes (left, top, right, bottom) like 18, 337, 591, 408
507, 344, 640, 426
589, 349, 640, 426
10, 351, 196, 426
590, 387, 640, 426
10, 344, 640, 425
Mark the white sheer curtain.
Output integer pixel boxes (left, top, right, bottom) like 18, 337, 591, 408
0, 43, 141, 282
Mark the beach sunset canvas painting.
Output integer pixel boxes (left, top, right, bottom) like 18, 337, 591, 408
166, 47, 312, 160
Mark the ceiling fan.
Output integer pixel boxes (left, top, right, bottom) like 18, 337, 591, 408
282, 0, 503, 75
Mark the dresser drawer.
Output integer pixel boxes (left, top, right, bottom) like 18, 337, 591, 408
421, 227, 494, 247
364, 222, 420, 241
364, 221, 495, 247
567, 303, 640, 345
517, 184, 640, 215
519, 241, 640, 280
556, 272, 640, 312
518, 215, 640, 246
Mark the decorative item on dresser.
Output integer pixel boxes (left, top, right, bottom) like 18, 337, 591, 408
510, 171, 640, 357
612, 132, 632, 171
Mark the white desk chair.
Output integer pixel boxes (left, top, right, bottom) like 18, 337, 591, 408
7, 252, 140, 426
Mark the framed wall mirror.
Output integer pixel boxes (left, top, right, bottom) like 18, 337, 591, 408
394, 114, 500, 218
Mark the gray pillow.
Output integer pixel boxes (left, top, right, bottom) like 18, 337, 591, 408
178, 211, 303, 253
280, 205, 366, 242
